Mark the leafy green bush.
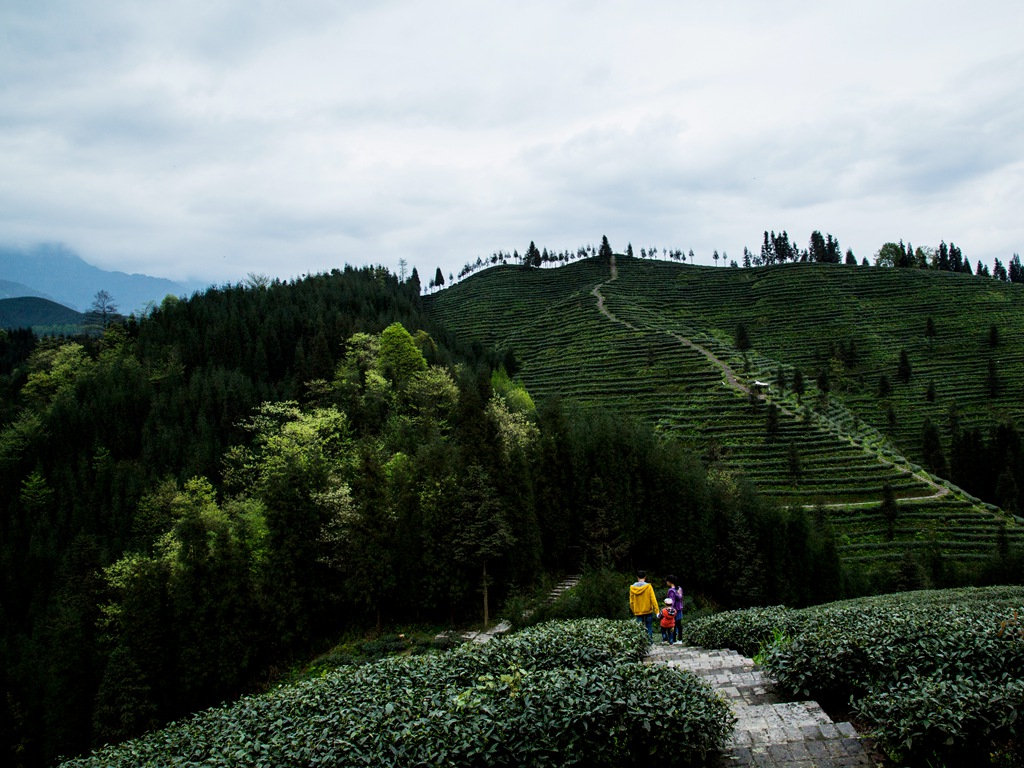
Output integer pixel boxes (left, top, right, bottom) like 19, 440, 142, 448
680, 605, 803, 657
693, 586, 1024, 765
60, 620, 732, 768
505, 570, 633, 629
856, 675, 1024, 764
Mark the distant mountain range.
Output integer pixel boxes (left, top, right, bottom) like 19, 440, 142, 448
0, 243, 203, 313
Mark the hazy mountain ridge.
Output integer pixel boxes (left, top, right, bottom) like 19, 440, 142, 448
0, 243, 202, 313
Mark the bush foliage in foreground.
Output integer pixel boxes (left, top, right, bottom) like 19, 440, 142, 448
682, 586, 1024, 765
61, 620, 733, 768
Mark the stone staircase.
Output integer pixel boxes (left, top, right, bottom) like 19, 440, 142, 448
646, 644, 881, 767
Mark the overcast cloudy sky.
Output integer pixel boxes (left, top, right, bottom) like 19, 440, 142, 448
2, 0, 1022, 285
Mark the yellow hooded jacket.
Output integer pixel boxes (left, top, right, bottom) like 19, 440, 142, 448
629, 581, 659, 616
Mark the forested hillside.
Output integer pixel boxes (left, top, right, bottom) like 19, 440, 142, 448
426, 254, 1024, 577
0, 265, 834, 767
0, 298, 83, 335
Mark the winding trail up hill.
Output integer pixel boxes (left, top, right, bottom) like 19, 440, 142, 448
425, 256, 1024, 571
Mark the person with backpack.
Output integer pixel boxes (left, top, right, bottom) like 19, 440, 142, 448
665, 575, 684, 644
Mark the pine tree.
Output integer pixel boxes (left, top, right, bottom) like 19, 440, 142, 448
987, 358, 1000, 397
526, 241, 542, 268
921, 418, 947, 475
792, 368, 805, 401
787, 441, 801, 486
1009, 253, 1024, 283
734, 323, 751, 352
880, 482, 898, 541
765, 403, 780, 442
897, 350, 912, 383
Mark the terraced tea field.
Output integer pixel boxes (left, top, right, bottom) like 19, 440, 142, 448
426, 257, 1024, 570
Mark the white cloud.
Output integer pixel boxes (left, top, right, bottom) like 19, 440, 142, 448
0, 0, 1021, 283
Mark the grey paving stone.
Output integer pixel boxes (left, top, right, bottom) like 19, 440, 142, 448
646, 644, 876, 767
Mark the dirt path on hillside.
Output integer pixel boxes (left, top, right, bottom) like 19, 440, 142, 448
590, 256, 949, 508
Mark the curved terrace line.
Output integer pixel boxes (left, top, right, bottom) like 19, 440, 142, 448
590, 255, 950, 509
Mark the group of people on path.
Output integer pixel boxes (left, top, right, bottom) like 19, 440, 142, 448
629, 571, 684, 644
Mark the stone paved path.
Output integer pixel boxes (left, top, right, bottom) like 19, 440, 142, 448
646, 644, 882, 767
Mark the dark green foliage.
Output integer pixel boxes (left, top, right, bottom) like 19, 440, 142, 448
896, 348, 912, 383
765, 402, 779, 441
786, 441, 801, 486
791, 367, 804, 399
734, 322, 751, 352
59, 620, 733, 768
0, 267, 469, 766
507, 569, 633, 628
681, 605, 803, 657
880, 482, 898, 541
688, 587, 1024, 765
877, 374, 891, 397
988, 356, 1000, 397
525, 240, 542, 268
920, 418, 946, 475
8, 252, 1024, 766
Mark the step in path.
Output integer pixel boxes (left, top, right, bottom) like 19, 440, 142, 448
646, 644, 882, 767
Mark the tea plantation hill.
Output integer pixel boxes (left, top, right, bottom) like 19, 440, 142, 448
424, 255, 1024, 574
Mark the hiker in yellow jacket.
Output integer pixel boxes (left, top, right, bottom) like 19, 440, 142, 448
629, 570, 659, 639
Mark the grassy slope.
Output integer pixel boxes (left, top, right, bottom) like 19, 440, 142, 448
425, 257, 1024, 569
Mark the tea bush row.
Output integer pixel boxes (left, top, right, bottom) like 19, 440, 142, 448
683, 586, 1024, 765
61, 619, 733, 768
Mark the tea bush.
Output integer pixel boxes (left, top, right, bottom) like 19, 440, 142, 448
680, 605, 803, 657
682, 586, 1024, 765
60, 619, 732, 767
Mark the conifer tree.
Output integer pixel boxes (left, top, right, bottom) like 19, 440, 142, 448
921, 418, 947, 475
897, 350, 912, 383
792, 368, 805, 401
880, 482, 898, 541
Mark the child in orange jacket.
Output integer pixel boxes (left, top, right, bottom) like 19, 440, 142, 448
658, 598, 677, 644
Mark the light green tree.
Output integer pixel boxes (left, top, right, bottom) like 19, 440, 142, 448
874, 242, 904, 267
377, 322, 427, 388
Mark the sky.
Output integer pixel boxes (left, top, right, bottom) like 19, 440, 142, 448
2, 0, 1023, 286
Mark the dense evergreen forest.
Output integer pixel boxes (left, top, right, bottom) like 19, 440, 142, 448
0, 264, 839, 767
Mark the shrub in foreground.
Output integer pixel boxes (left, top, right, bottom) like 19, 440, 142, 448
680, 605, 802, 657
682, 586, 1024, 766
60, 619, 733, 767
